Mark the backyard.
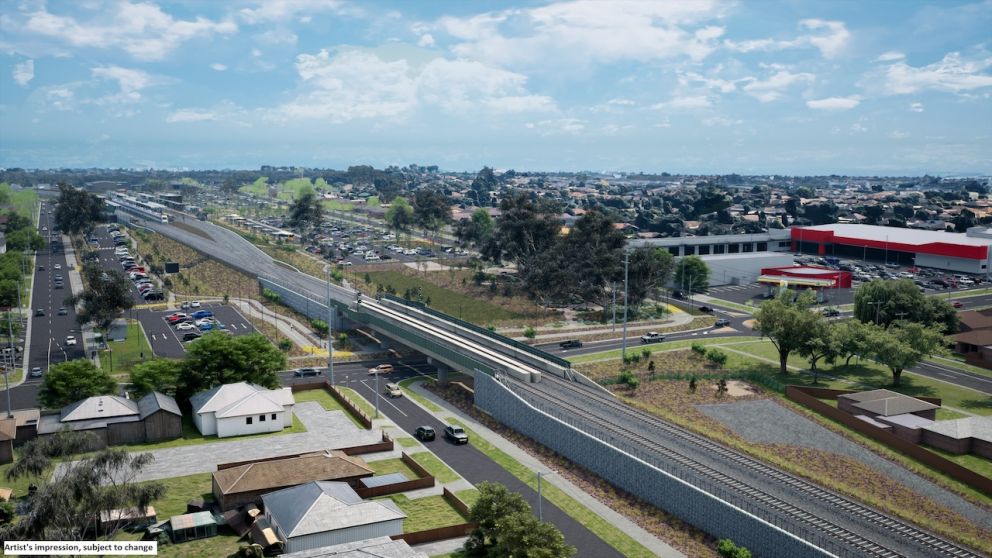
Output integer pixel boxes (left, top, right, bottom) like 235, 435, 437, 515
385, 493, 468, 533
99, 321, 150, 377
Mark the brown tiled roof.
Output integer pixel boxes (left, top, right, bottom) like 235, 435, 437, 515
952, 329, 992, 347
213, 451, 372, 496
0, 418, 15, 442
956, 309, 992, 332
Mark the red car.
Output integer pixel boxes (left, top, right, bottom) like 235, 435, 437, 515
166, 313, 188, 323
952, 301, 964, 309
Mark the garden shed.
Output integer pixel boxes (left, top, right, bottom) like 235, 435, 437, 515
168, 511, 218, 543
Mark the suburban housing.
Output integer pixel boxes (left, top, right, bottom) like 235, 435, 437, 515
36, 392, 182, 448
189, 382, 295, 438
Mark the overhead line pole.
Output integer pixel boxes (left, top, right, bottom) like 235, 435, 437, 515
621, 249, 630, 362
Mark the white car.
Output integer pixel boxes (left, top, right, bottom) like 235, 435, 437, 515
176, 322, 196, 331
190, 301, 202, 308
65, 335, 76, 346
54, 264, 62, 270
195, 318, 215, 327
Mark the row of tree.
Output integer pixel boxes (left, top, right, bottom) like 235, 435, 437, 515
755, 284, 948, 386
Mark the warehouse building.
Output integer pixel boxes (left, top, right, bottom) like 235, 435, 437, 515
791, 224, 992, 274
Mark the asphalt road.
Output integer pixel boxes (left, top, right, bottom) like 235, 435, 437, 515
280, 358, 623, 558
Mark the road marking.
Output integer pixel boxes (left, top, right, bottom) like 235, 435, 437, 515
937, 373, 955, 378
360, 379, 408, 417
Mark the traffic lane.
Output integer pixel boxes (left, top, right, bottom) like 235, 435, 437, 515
913, 361, 992, 396
279, 357, 432, 385
352, 372, 623, 558
539, 328, 751, 357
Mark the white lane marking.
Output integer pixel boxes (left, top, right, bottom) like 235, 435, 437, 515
359, 379, 408, 417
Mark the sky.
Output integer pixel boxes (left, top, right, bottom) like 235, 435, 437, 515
0, 0, 990, 175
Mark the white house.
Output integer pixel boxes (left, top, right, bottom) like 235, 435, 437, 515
189, 382, 295, 438
259, 482, 405, 554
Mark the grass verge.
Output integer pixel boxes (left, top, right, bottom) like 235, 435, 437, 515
400, 377, 442, 412
409, 451, 460, 483
99, 321, 149, 375
387, 493, 467, 532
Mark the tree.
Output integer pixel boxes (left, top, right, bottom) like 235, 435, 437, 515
867, 322, 945, 386
489, 512, 575, 558
54, 183, 104, 235
470, 166, 499, 206
5, 228, 44, 251
384, 196, 415, 231
753, 291, 823, 374
70, 263, 134, 331
285, 189, 323, 240
853, 279, 958, 333
798, 321, 840, 383
129, 359, 183, 397
455, 208, 495, 247
412, 188, 450, 242
220, 176, 241, 196
486, 192, 560, 268
627, 247, 674, 307
176, 333, 286, 404
835, 319, 872, 366
674, 256, 709, 293
39, 360, 117, 409
2, 431, 165, 542
465, 481, 531, 554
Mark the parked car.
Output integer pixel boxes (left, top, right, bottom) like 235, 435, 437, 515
559, 339, 583, 349
65, 336, 76, 346
698, 306, 714, 313
415, 426, 436, 441
166, 313, 188, 323
181, 331, 202, 342
444, 425, 469, 444
191, 310, 213, 319
953, 301, 964, 308
189, 301, 202, 308
180, 301, 191, 309
714, 318, 731, 327
294, 367, 322, 378
640, 332, 665, 344
176, 322, 196, 331
368, 363, 394, 375
821, 308, 840, 317
384, 382, 402, 398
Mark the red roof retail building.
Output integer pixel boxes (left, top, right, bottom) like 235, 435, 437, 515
759, 266, 852, 289
791, 224, 992, 274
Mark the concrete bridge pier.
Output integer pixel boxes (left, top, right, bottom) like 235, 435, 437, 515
426, 357, 451, 385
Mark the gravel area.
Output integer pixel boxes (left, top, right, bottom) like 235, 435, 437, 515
696, 399, 992, 530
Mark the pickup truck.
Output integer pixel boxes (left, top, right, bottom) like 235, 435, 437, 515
640, 332, 665, 344
559, 339, 583, 349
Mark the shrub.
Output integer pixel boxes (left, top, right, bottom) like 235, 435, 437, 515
523, 326, 536, 339
717, 539, 751, 558
691, 342, 707, 355
640, 348, 651, 360
626, 375, 639, 390
706, 349, 728, 366
277, 339, 293, 352
618, 370, 634, 385
311, 319, 328, 335
689, 376, 697, 393
486, 323, 496, 332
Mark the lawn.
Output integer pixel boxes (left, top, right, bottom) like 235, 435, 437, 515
122, 413, 306, 451
443, 418, 657, 558
338, 385, 376, 417
238, 177, 269, 197
359, 269, 555, 325
455, 488, 480, 507
99, 322, 149, 375
923, 445, 992, 479
293, 387, 366, 429
368, 457, 422, 479
386, 493, 468, 532
399, 377, 442, 412
569, 337, 762, 364
409, 451, 460, 483
395, 436, 420, 448
322, 199, 355, 212
726, 340, 992, 415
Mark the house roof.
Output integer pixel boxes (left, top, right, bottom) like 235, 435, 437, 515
262, 481, 405, 538
137, 392, 181, 419
280, 536, 427, 558
190, 382, 294, 417
877, 413, 934, 429
951, 329, 992, 347
922, 416, 992, 442
956, 309, 992, 332
213, 451, 373, 496
0, 418, 15, 442
60, 395, 137, 422
849, 392, 939, 417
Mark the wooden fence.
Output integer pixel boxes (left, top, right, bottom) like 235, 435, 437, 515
785, 385, 992, 496
353, 452, 436, 498
290, 381, 373, 429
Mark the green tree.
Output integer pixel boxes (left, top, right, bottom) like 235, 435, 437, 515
53, 183, 105, 236
867, 322, 945, 386
798, 320, 841, 383
455, 207, 495, 247
176, 332, 286, 404
470, 166, 499, 206
490, 511, 575, 558
627, 247, 674, 307
853, 279, 958, 333
5, 228, 44, 251
486, 192, 560, 268
835, 319, 872, 366
674, 255, 710, 293
129, 359, 183, 398
465, 481, 531, 554
2, 431, 164, 542
753, 291, 823, 374
38, 360, 117, 409
384, 196, 415, 231
412, 188, 450, 242
70, 263, 135, 330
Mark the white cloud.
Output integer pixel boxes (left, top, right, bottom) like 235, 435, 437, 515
525, 118, 585, 134
437, 0, 727, 69
888, 130, 910, 139
850, 122, 868, 133
13, 59, 33, 86
910, 102, 924, 112
875, 51, 905, 62
806, 95, 861, 110
877, 52, 992, 94
607, 98, 635, 106
417, 33, 435, 47
45, 87, 74, 110
91, 65, 153, 101
22, 2, 237, 61
741, 70, 814, 102
256, 29, 297, 45
166, 109, 217, 123
679, 70, 738, 93
239, 0, 350, 24
275, 48, 555, 122
724, 18, 850, 59
211, 63, 228, 71
702, 115, 742, 127
656, 95, 712, 109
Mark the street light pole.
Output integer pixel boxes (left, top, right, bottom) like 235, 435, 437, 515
537, 471, 544, 521
374, 370, 380, 419
620, 249, 630, 362
326, 267, 335, 387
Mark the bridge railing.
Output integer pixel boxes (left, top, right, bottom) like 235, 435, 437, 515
381, 294, 572, 370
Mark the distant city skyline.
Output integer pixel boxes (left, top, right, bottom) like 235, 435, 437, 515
1, 0, 990, 175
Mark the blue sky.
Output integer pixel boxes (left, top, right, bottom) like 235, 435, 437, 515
1, 0, 990, 175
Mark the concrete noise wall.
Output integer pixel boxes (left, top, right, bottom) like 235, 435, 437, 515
474, 373, 835, 558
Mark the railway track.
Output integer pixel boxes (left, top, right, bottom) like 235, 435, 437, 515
509, 374, 981, 558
